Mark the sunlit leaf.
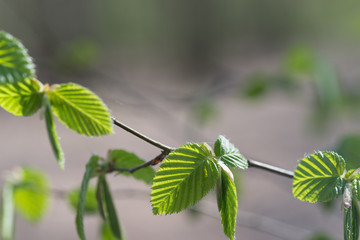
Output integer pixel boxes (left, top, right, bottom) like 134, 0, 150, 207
151, 143, 220, 215
67, 186, 98, 214
0, 78, 43, 116
44, 96, 64, 169
1, 180, 14, 240
13, 168, 50, 222
217, 168, 238, 240
76, 155, 99, 240
0, 31, 35, 84
48, 83, 113, 136
109, 150, 155, 185
98, 174, 123, 239
214, 135, 248, 169
292, 151, 346, 203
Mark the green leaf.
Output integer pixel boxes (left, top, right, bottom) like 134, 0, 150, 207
109, 150, 155, 185
352, 179, 360, 201
0, 31, 35, 84
67, 186, 98, 214
335, 134, 360, 170
344, 193, 359, 240
0, 78, 43, 116
44, 96, 65, 169
76, 155, 99, 240
48, 83, 113, 136
13, 168, 50, 222
1, 180, 14, 240
96, 175, 106, 220
101, 221, 124, 240
151, 143, 220, 215
292, 151, 346, 203
99, 174, 122, 239
217, 168, 238, 240
214, 135, 248, 169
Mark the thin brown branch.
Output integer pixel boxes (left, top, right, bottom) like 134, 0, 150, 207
110, 151, 169, 174
112, 117, 174, 152
248, 159, 294, 178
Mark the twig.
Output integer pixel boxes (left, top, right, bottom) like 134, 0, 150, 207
248, 159, 294, 178
110, 151, 169, 174
112, 117, 174, 152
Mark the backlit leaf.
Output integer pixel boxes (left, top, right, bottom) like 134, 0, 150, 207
76, 155, 99, 240
0, 31, 35, 84
214, 135, 248, 169
48, 83, 113, 136
217, 168, 238, 240
44, 96, 64, 169
13, 168, 50, 222
0, 78, 43, 116
293, 151, 346, 203
151, 143, 220, 215
109, 150, 155, 185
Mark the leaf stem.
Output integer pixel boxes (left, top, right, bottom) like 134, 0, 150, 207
248, 159, 294, 178
110, 151, 169, 174
112, 117, 174, 152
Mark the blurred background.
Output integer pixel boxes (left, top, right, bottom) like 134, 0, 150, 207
2, 0, 360, 239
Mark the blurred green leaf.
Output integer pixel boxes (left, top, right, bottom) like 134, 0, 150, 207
284, 46, 316, 75
1, 180, 14, 240
44, 96, 64, 169
0, 31, 35, 84
108, 150, 155, 185
13, 168, 50, 222
55, 38, 99, 74
98, 174, 123, 239
293, 151, 346, 203
335, 134, 360, 170
48, 83, 113, 136
242, 73, 270, 98
192, 98, 217, 125
151, 143, 220, 215
217, 168, 238, 240
76, 155, 99, 240
101, 221, 122, 240
0, 78, 43, 116
67, 186, 98, 215
306, 232, 334, 240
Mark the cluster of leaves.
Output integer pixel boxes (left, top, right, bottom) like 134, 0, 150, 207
0, 31, 113, 169
293, 151, 360, 240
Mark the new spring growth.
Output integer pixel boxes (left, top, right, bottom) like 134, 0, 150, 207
343, 183, 353, 210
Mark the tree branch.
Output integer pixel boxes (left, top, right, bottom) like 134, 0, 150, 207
112, 117, 174, 152
248, 159, 294, 178
112, 117, 294, 178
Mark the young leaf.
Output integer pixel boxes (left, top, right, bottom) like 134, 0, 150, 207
67, 186, 98, 214
76, 155, 99, 240
44, 96, 65, 169
0, 78, 43, 116
101, 221, 124, 240
13, 168, 50, 222
293, 151, 346, 203
99, 174, 123, 239
108, 150, 155, 185
96, 175, 106, 220
0, 31, 35, 84
47, 83, 113, 136
214, 135, 248, 169
344, 194, 359, 240
1, 180, 14, 240
217, 168, 238, 240
151, 143, 220, 215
